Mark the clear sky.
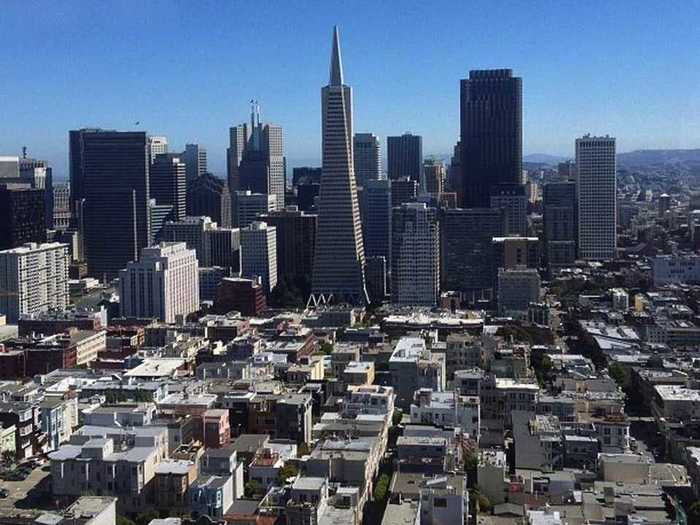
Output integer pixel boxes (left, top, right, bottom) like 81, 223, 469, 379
2, 0, 699, 179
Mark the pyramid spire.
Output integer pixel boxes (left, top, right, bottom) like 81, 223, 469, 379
329, 25, 344, 86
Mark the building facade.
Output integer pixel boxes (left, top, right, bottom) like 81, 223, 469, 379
240, 221, 277, 294
150, 153, 187, 221
387, 133, 423, 185
353, 133, 381, 185
187, 173, 232, 228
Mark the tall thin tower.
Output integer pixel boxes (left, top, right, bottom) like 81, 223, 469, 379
310, 27, 368, 305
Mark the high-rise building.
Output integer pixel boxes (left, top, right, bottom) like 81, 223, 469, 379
576, 135, 616, 260
214, 277, 267, 317
387, 133, 422, 185
557, 161, 576, 181
161, 216, 240, 271
0, 242, 69, 323
147, 199, 174, 245
365, 256, 387, 304
119, 242, 199, 323
52, 184, 71, 231
460, 69, 522, 207
234, 102, 285, 210
292, 167, 322, 187
497, 267, 541, 317
235, 190, 276, 228
447, 141, 462, 196
148, 136, 168, 164
183, 144, 207, 184
18, 154, 53, 229
391, 203, 439, 306
0, 157, 19, 180
70, 130, 150, 279
543, 181, 577, 270
391, 177, 418, 207
441, 208, 504, 298
240, 221, 277, 294
187, 173, 232, 228
360, 179, 392, 268
259, 206, 317, 289
0, 185, 46, 250
310, 27, 368, 305
492, 237, 540, 277
423, 159, 445, 194
353, 133, 381, 185
150, 153, 187, 221
490, 183, 527, 236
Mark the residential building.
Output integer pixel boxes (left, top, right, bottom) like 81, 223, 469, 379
576, 135, 616, 260
387, 133, 422, 185
460, 69, 522, 207
410, 389, 480, 440
389, 337, 446, 409
240, 221, 277, 294
119, 242, 199, 323
0, 242, 69, 323
310, 27, 368, 305
391, 203, 439, 306
353, 133, 381, 185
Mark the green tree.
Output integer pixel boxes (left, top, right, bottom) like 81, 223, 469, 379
373, 474, 391, 503
278, 462, 298, 483
1, 450, 15, 467
608, 362, 626, 386
688, 501, 700, 525
392, 409, 403, 427
319, 341, 334, 355
245, 479, 264, 498
117, 516, 136, 525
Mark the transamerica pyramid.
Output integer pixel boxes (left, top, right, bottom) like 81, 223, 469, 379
309, 26, 369, 306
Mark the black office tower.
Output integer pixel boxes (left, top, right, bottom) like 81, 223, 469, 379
460, 69, 522, 208
187, 173, 232, 228
150, 153, 187, 221
0, 185, 46, 250
387, 133, 423, 183
71, 130, 150, 279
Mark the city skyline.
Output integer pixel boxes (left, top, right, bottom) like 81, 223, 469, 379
3, 1, 699, 179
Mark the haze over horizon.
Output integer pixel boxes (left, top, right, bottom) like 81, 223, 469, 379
2, 1, 699, 179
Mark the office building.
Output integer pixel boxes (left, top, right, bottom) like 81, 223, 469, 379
214, 277, 267, 317
490, 183, 527, 236
259, 206, 317, 287
292, 167, 322, 187
18, 154, 53, 229
187, 172, 232, 228
310, 27, 368, 305
492, 237, 540, 277
387, 133, 422, 184
69, 130, 149, 279
497, 267, 541, 317
199, 266, 228, 302
235, 190, 276, 228
296, 182, 320, 212
161, 216, 239, 270
119, 242, 199, 323
0, 242, 69, 323
150, 153, 187, 221
391, 177, 418, 207
460, 69, 522, 207
148, 136, 168, 164
53, 184, 71, 230
184, 143, 207, 184
441, 208, 504, 298
543, 181, 577, 269
240, 221, 277, 294
353, 133, 381, 185
148, 199, 174, 245
0, 156, 19, 180
0, 185, 46, 250
360, 179, 392, 267
365, 256, 387, 304
391, 203, 439, 306
576, 135, 616, 260
424, 159, 445, 194
234, 102, 285, 210
558, 160, 576, 181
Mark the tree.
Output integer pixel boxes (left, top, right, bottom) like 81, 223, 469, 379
373, 474, 390, 503
278, 462, 298, 483
117, 516, 136, 525
319, 342, 334, 355
245, 479, 264, 498
392, 409, 403, 427
135, 511, 159, 525
1, 450, 15, 467
689, 501, 700, 525
608, 362, 626, 386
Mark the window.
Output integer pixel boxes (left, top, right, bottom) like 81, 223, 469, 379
434, 498, 447, 508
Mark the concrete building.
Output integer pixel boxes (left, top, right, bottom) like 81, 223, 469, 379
492, 236, 540, 275
497, 267, 541, 317
310, 27, 368, 306
150, 153, 187, 221
387, 133, 422, 185
235, 190, 276, 228
391, 203, 439, 306
214, 277, 266, 316
423, 158, 445, 194
148, 200, 174, 245
410, 389, 480, 440
183, 143, 207, 184
187, 173, 231, 228
390, 177, 418, 207
543, 181, 576, 270
148, 135, 168, 164
52, 184, 72, 230
161, 216, 240, 270
389, 337, 446, 409
0, 242, 69, 323
651, 254, 700, 286
353, 133, 381, 185
240, 221, 277, 294
576, 135, 616, 260
119, 242, 199, 323
419, 475, 468, 525
490, 183, 528, 236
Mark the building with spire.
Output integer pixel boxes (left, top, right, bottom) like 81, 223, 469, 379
310, 27, 368, 305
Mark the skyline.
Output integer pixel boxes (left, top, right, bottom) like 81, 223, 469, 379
2, 1, 700, 179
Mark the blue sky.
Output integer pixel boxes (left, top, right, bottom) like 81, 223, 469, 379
1, 0, 699, 179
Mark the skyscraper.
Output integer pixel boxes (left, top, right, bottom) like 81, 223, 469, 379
234, 102, 285, 210
576, 135, 616, 260
119, 242, 199, 323
148, 136, 168, 164
70, 130, 150, 279
387, 133, 422, 184
423, 159, 445, 194
150, 153, 187, 221
240, 221, 277, 294
184, 143, 207, 184
235, 190, 276, 228
543, 181, 577, 270
460, 69, 522, 207
0, 185, 46, 250
353, 133, 381, 185
187, 173, 232, 228
310, 27, 368, 305
360, 179, 392, 268
391, 202, 439, 306
490, 183, 527, 236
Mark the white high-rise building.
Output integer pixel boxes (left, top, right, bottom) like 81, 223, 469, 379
391, 202, 440, 306
0, 242, 70, 323
148, 136, 168, 164
240, 221, 277, 294
353, 133, 381, 185
235, 190, 276, 228
576, 135, 617, 260
119, 242, 199, 323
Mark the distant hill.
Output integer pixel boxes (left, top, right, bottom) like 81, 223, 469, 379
617, 149, 700, 166
523, 153, 568, 164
